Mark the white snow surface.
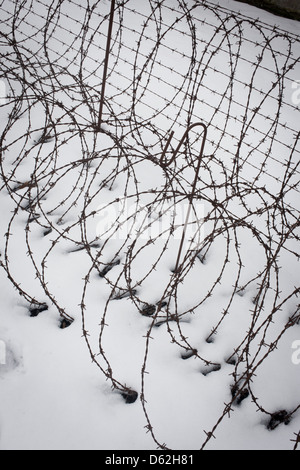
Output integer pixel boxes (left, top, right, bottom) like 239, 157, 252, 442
0, 0, 299, 450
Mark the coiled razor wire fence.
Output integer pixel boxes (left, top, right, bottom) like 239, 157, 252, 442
0, 0, 300, 449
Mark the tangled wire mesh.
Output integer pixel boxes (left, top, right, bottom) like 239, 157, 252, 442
0, 0, 299, 450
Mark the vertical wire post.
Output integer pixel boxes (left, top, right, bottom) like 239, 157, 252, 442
172, 123, 208, 273
97, 0, 116, 131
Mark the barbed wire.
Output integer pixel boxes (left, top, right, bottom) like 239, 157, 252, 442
0, 0, 299, 450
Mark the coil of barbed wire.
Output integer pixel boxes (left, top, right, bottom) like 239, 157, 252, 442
0, 0, 299, 450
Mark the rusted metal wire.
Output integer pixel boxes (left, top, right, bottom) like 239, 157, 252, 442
97, 0, 116, 131
166, 122, 208, 273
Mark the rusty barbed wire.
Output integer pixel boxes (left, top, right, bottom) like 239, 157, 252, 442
0, 0, 299, 450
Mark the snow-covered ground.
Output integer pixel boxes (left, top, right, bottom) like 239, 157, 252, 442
0, 0, 299, 450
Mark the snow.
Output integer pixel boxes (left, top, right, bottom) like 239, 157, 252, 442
0, 0, 300, 450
